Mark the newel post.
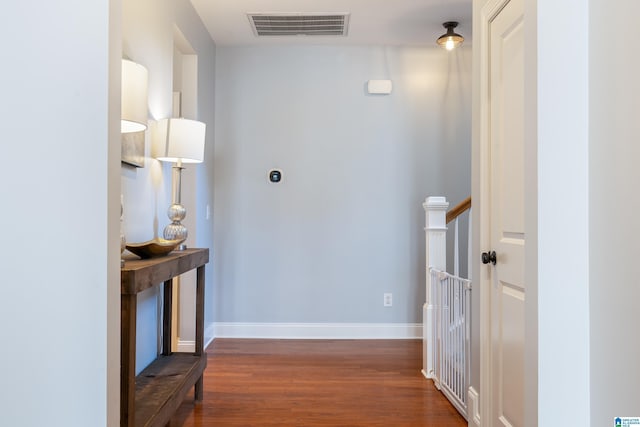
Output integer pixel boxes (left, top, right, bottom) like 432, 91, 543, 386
422, 196, 448, 379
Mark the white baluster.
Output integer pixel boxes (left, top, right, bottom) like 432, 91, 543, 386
454, 217, 460, 277
467, 208, 472, 281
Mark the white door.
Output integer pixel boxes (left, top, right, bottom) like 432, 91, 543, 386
483, 0, 526, 425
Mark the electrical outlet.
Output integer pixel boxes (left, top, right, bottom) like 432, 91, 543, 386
383, 293, 392, 307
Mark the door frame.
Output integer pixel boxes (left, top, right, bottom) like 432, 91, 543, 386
478, 0, 516, 423
479, 0, 540, 424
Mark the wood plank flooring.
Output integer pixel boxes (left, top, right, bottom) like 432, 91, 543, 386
168, 339, 467, 426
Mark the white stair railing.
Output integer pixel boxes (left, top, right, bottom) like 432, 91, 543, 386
423, 196, 472, 420
430, 268, 471, 418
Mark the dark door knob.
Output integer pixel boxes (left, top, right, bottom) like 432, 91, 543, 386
482, 251, 497, 265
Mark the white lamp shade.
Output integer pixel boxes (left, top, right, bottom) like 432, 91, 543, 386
121, 59, 149, 133
153, 118, 206, 163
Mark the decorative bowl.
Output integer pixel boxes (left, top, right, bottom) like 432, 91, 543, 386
125, 238, 185, 259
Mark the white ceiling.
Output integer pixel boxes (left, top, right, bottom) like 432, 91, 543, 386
190, 0, 472, 47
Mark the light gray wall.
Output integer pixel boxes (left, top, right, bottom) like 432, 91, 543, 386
537, 0, 591, 424
0, 1, 119, 425
589, 0, 640, 423
536, 1, 640, 423
175, 0, 217, 340
444, 50, 472, 279
213, 45, 471, 325
122, 0, 173, 375
122, 0, 215, 373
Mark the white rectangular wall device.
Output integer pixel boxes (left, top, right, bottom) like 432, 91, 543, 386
367, 79, 393, 94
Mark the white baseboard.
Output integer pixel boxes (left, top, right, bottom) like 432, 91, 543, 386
468, 386, 481, 427
205, 322, 215, 348
211, 322, 422, 339
177, 323, 216, 352
177, 339, 195, 353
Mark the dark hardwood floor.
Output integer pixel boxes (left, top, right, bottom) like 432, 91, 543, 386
168, 339, 467, 426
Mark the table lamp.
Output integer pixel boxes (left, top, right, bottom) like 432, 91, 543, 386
153, 118, 206, 249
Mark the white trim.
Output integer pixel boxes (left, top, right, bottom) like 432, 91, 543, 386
177, 339, 195, 353
479, 0, 512, 424
423, 303, 436, 379
212, 322, 422, 339
205, 322, 215, 349
422, 196, 449, 211
468, 386, 481, 427
177, 323, 216, 352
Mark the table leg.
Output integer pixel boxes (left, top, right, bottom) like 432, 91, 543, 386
162, 279, 173, 356
195, 265, 205, 356
121, 294, 137, 427
195, 265, 205, 401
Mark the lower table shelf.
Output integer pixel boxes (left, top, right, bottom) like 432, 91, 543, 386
134, 353, 207, 427
121, 249, 209, 427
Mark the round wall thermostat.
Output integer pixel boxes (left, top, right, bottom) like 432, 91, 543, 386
269, 169, 282, 183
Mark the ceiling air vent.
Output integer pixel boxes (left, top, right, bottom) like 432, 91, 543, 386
247, 13, 350, 37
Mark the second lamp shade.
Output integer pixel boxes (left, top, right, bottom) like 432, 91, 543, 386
153, 118, 206, 164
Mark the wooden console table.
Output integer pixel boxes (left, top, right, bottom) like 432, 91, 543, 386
120, 248, 209, 427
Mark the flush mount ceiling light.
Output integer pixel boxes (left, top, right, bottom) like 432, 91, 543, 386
437, 21, 464, 51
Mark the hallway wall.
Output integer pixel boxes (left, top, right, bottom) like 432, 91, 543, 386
213, 45, 471, 328
0, 1, 118, 425
588, 0, 640, 423
122, 0, 216, 373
